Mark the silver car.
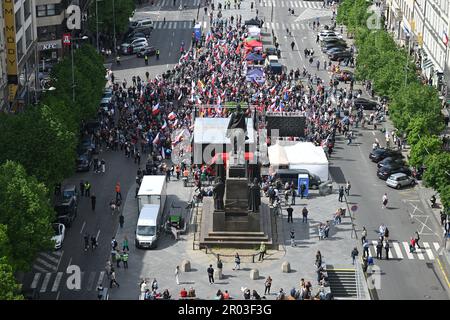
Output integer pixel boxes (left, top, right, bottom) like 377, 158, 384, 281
121, 38, 148, 55
386, 173, 415, 189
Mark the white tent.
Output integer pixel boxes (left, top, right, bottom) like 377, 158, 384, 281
268, 142, 329, 181
248, 26, 261, 37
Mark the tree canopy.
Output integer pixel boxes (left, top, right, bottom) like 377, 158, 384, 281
408, 135, 442, 168
87, 0, 135, 37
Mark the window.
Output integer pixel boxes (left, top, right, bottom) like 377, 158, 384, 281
17, 37, 24, 61
24, 0, 31, 20
25, 25, 33, 48
37, 5, 46, 17
15, 10, 22, 31
47, 4, 56, 15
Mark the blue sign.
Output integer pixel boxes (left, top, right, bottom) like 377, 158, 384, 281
297, 174, 309, 198
194, 24, 202, 41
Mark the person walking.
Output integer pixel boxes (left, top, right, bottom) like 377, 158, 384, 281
80, 180, 85, 197
409, 237, 416, 253
207, 264, 215, 284
110, 268, 119, 288
363, 239, 369, 258
338, 186, 344, 202
84, 181, 91, 197
97, 284, 104, 300
115, 182, 122, 201
258, 242, 266, 261
101, 159, 106, 173
291, 41, 295, 50
382, 193, 388, 209
345, 181, 351, 196
115, 250, 122, 268
384, 241, 390, 260
291, 188, 296, 205
175, 266, 181, 285
121, 251, 129, 268
290, 229, 296, 247
361, 226, 367, 245
414, 231, 421, 249
91, 194, 96, 211
351, 247, 359, 265
264, 276, 272, 295
156, 49, 160, 60
105, 261, 112, 280
287, 205, 294, 223
315, 251, 322, 268
376, 240, 383, 259
119, 214, 125, 228
233, 252, 241, 270
302, 206, 308, 223
300, 183, 306, 199
122, 236, 129, 252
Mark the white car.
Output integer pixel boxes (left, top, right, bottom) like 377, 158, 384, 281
121, 38, 148, 55
319, 32, 343, 41
51, 223, 65, 250
386, 173, 416, 189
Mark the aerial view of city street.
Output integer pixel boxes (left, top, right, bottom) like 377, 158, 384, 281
1, 0, 450, 307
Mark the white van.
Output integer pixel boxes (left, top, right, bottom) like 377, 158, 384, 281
135, 204, 161, 249
130, 19, 154, 31
265, 55, 279, 67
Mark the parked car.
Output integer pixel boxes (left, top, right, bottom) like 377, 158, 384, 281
386, 173, 416, 189
83, 120, 101, 135
377, 164, 411, 180
126, 31, 148, 43
51, 223, 66, 249
265, 47, 279, 57
54, 197, 77, 227
328, 51, 352, 61
377, 156, 405, 168
321, 43, 348, 53
354, 97, 379, 110
319, 32, 342, 41
76, 152, 93, 172
80, 136, 97, 154
137, 46, 157, 58
62, 184, 78, 205
369, 148, 403, 162
129, 19, 154, 31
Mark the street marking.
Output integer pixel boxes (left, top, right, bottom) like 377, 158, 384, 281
36, 258, 57, 271
56, 291, 60, 300
40, 273, 52, 293
275, 22, 280, 29
33, 265, 47, 273
372, 131, 375, 136
281, 23, 286, 30
67, 257, 72, 269
168, 21, 173, 29
42, 253, 60, 264
281, 1, 285, 7
423, 242, 435, 260
372, 241, 379, 258
51, 272, 63, 292
392, 242, 404, 259
86, 272, 96, 291
97, 271, 105, 286
436, 257, 450, 289
301, 24, 306, 30
433, 242, 440, 252
415, 247, 425, 260
31, 273, 41, 289
80, 221, 86, 234
96, 229, 101, 242
402, 242, 414, 259
203, 21, 207, 29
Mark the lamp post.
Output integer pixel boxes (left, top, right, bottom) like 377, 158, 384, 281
113, 0, 117, 54
71, 35, 89, 102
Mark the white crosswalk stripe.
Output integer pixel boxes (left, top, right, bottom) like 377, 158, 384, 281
168, 21, 174, 29
31, 273, 41, 289
415, 247, 425, 260
203, 21, 207, 29
51, 272, 63, 292
40, 273, 52, 293
97, 271, 105, 286
433, 242, 440, 252
392, 242, 404, 259
423, 242, 435, 260
32, 251, 63, 273
402, 242, 415, 259
281, 1, 285, 7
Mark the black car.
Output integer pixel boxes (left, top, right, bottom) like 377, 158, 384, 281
274, 169, 322, 189
377, 164, 412, 180
83, 120, 100, 135
137, 46, 156, 58
377, 156, 405, 168
369, 148, 403, 163
354, 97, 378, 110
54, 197, 77, 227
265, 47, 280, 58
329, 51, 352, 61
62, 184, 79, 205
80, 136, 97, 154
76, 152, 93, 172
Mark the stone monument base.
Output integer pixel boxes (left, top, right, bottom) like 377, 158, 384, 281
199, 198, 274, 249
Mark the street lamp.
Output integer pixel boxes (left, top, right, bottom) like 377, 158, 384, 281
95, 0, 104, 53
113, 0, 117, 54
71, 35, 89, 102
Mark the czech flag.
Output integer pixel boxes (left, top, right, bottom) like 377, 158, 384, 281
269, 85, 277, 95
152, 103, 160, 116
443, 32, 449, 46
161, 120, 168, 130
168, 112, 177, 120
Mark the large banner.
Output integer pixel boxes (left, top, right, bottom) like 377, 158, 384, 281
3, 0, 18, 102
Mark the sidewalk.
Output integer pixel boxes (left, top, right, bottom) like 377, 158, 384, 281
107, 178, 367, 300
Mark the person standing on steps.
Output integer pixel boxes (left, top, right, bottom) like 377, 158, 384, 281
207, 264, 215, 284
258, 242, 266, 261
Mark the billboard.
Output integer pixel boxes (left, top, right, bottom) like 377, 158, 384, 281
3, 0, 18, 102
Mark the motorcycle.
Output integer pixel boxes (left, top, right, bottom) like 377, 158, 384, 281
430, 195, 439, 208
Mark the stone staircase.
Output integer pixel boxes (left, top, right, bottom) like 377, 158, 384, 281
325, 267, 358, 299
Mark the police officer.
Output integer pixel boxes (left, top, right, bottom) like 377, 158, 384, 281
144, 54, 148, 65
121, 251, 129, 269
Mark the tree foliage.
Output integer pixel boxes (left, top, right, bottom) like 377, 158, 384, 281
0, 257, 23, 300
0, 161, 55, 272
88, 0, 135, 36
423, 152, 450, 192
406, 116, 445, 146
409, 135, 442, 168
336, 0, 370, 31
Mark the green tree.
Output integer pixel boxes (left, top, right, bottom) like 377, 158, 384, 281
407, 115, 445, 146
0, 257, 23, 300
438, 184, 450, 213
337, 0, 370, 31
409, 135, 442, 168
88, 0, 135, 40
0, 161, 55, 271
423, 152, 450, 191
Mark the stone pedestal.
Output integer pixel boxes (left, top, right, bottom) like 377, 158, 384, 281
214, 269, 223, 280
250, 269, 259, 280
181, 260, 191, 272
281, 261, 291, 273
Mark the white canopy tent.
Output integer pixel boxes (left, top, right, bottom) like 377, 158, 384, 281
248, 26, 261, 37
268, 141, 329, 181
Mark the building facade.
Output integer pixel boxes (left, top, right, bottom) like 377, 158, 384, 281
0, 1, 8, 110
385, 0, 450, 97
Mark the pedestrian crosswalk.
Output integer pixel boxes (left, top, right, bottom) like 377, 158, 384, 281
145, 0, 202, 7
28, 270, 106, 294
265, 21, 312, 30
261, 0, 326, 9
366, 241, 441, 261
32, 250, 63, 273
152, 20, 207, 30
